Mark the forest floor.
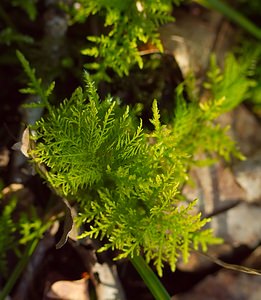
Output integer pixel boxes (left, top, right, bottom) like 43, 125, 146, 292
1, 3, 261, 300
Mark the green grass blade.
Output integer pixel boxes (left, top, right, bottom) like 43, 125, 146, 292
0, 239, 38, 300
130, 255, 171, 300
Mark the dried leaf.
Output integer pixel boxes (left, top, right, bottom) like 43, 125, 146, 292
46, 278, 89, 300
56, 199, 74, 249
12, 127, 31, 158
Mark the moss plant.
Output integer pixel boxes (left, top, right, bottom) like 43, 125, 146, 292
16, 47, 258, 278
65, 0, 183, 80
29, 77, 223, 277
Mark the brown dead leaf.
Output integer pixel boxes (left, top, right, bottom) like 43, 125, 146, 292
0, 147, 10, 167
46, 278, 89, 300
56, 199, 75, 249
12, 127, 31, 158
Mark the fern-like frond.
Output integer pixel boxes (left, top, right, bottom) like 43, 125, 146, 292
74, 0, 183, 79
30, 73, 225, 275
204, 53, 256, 112
16, 51, 54, 112
27, 62, 254, 275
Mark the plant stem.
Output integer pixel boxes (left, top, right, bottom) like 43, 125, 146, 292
130, 255, 171, 300
195, 0, 261, 40
0, 239, 38, 300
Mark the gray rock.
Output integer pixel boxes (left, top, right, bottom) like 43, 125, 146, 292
218, 105, 261, 157
233, 154, 261, 203
172, 269, 261, 300
182, 162, 246, 216
212, 203, 261, 248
